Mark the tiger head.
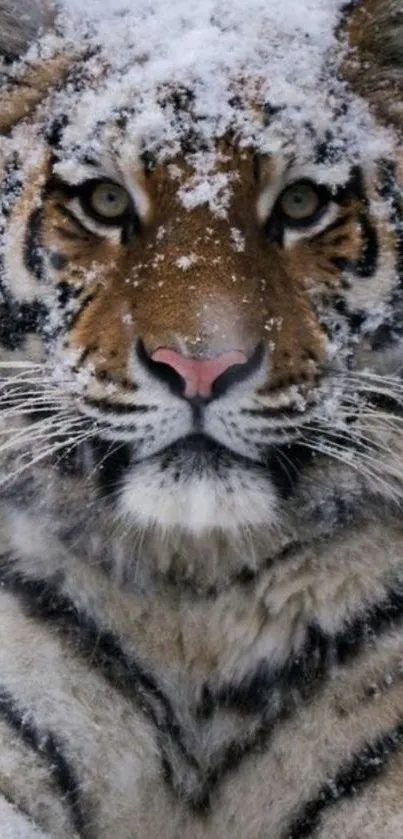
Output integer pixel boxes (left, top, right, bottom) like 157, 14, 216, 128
1, 0, 403, 583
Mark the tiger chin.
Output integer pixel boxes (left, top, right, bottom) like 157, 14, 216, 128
2, 1, 403, 837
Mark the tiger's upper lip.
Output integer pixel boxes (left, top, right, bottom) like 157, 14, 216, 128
145, 432, 260, 468
188, 396, 207, 429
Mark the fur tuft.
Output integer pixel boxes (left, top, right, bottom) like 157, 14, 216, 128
0, 0, 54, 60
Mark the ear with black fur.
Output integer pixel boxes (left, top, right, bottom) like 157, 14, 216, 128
0, 0, 55, 61
343, 0, 403, 128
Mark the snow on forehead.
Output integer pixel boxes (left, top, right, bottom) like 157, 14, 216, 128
26, 0, 393, 212
52, 0, 346, 153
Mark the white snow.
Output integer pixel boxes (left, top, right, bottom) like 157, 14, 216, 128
7, 0, 393, 217
176, 255, 198, 270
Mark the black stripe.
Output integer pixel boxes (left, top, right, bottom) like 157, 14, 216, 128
314, 137, 334, 165
71, 344, 99, 370
265, 442, 315, 499
378, 159, 403, 281
83, 397, 148, 415
54, 226, 87, 242
89, 438, 132, 496
0, 300, 48, 349
56, 280, 82, 308
327, 295, 366, 335
0, 689, 85, 835
284, 718, 403, 839
368, 159, 403, 351
0, 154, 24, 309
191, 583, 403, 803
199, 583, 403, 716
24, 208, 45, 282
4, 564, 402, 811
65, 289, 100, 332
163, 539, 303, 601
332, 166, 378, 279
0, 152, 23, 219
310, 214, 347, 241
354, 211, 379, 278
314, 133, 348, 167
241, 403, 307, 420
45, 116, 69, 149
0, 565, 202, 795
54, 204, 96, 239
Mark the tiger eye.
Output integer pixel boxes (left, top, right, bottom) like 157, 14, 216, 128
89, 181, 131, 219
279, 181, 320, 221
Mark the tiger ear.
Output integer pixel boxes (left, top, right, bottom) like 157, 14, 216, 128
0, 1, 71, 134
342, 0, 403, 128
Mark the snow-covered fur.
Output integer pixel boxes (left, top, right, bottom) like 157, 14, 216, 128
2, 0, 403, 837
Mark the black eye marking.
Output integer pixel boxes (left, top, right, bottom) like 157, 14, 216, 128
24, 208, 45, 281
50, 252, 67, 270
48, 177, 142, 240
54, 203, 100, 240
264, 166, 379, 281
263, 213, 284, 246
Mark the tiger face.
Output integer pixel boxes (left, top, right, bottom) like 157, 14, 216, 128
1, 0, 403, 547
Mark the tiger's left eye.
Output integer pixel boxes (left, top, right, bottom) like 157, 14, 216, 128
89, 181, 131, 219
279, 181, 321, 222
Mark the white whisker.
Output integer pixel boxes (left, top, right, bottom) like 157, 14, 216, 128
0, 362, 43, 369
310, 420, 398, 461
299, 436, 398, 495
0, 428, 97, 490
0, 415, 88, 454
0, 398, 70, 417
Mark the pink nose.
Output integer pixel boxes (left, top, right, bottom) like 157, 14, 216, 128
151, 348, 248, 398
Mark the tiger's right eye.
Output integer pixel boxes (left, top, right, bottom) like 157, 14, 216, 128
88, 181, 132, 220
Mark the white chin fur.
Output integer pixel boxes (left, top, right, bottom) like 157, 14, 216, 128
119, 460, 278, 535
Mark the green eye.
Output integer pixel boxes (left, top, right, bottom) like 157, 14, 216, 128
279, 181, 321, 222
89, 181, 131, 219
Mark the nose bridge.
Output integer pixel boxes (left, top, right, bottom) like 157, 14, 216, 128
132, 209, 262, 356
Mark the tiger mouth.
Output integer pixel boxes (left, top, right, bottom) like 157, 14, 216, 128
135, 432, 255, 468
155, 432, 315, 497
79, 429, 316, 501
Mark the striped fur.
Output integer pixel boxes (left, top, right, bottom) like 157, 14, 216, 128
2, 1, 403, 837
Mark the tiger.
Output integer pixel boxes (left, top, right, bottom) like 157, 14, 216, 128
1, 0, 403, 836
